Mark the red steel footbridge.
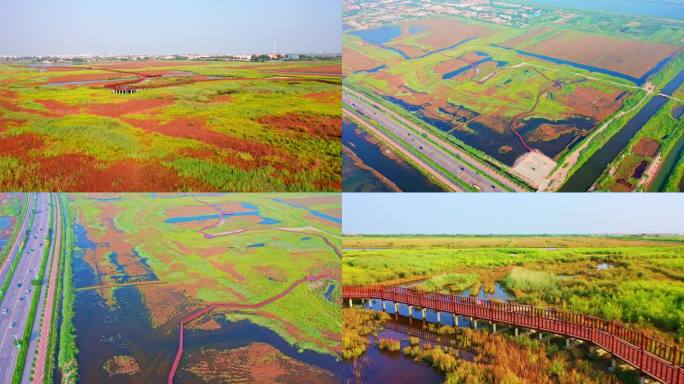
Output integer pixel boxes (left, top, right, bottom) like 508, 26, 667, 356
343, 285, 684, 384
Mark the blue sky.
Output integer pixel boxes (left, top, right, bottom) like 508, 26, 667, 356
0, 0, 341, 56
343, 193, 684, 235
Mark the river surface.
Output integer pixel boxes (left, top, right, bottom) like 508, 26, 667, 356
342, 120, 443, 192
561, 67, 684, 191
70, 221, 343, 383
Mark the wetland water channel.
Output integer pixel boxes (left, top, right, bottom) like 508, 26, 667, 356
69, 222, 343, 383
342, 120, 443, 192
561, 67, 684, 191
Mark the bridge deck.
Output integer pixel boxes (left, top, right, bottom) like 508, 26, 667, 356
343, 286, 684, 384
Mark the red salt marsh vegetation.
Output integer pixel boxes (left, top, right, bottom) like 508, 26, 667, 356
386, 18, 494, 58
516, 30, 681, 78
0, 60, 341, 192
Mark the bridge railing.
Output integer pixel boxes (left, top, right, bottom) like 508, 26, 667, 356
167, 305, 215, 384
343, 285, 684, 384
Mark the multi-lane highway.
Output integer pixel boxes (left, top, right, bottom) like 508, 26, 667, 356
0, 194, 52, 383
23, 194, 61, 384
343, 88, 524, 192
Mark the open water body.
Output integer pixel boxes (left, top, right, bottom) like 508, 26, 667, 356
0, 216, 12, 249
342, 326, 444, 384
164, 202, 280, 225
350, 26, 402, 45
342, 120, 443, 192
70, 222, 343, 383
561, 67, 684, 191
343, 151, 395, 192
271, 198, 342, 224
522, 0, 684, 19
0, 216, 11, 230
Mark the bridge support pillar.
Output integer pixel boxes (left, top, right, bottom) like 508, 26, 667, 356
538, 332, 543, 340
515, 327, 519, 337
421, 308, 426, 320
348, 298, 352, 308
369, 299, 373, 308
492, 322, 496, 333
472, 319, 478, 329
454, 315, 459, 327
408, 306, 413, 317
382, 301, 386, 312
436, 312, 441, 323
638, 377, 645, 384
565, 338, 570, 349
609, 358, 616, 372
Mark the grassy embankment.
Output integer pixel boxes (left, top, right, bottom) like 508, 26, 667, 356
57, 195, 78, 384
41, 195, 67, 384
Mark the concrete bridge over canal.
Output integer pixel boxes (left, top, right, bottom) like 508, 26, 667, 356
343, 285, 684, 384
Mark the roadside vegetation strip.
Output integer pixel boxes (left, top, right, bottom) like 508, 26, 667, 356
41, 195, 66, 384
347, 86, 529, 191
348, 85, 516, 180
343, 107, 467, 191
0, 196, 36, 305
0, 194, 30, 266
57, 195, 78, 384
359, 100, 509, 191
373, 117, 477, 192
12, 196, 54, 384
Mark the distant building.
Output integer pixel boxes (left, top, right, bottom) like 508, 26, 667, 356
231, 54, 252, 61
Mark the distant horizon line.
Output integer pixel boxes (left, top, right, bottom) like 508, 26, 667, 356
0, 51, 342, 58
343, 233, 684, 236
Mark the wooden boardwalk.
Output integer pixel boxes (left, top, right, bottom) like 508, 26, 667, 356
344, 285, 684, 384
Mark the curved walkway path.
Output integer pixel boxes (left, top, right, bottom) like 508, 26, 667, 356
344, 285, 684, 384
167, 274, 332, 384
